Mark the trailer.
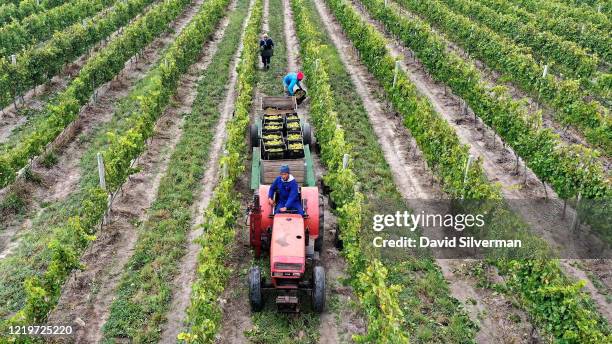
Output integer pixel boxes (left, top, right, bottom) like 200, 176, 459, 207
247, 96, 325, 313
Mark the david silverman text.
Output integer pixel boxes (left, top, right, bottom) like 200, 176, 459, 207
373, 236, 522, 248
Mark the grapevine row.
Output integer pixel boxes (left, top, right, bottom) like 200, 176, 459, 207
0, 0, 224, 336
0, 0, 67, 27
511, 0, 611, 33
292, 0, 409, 341
179, 0, 261, 341
326, 0, 611, 341
100, 0, 235, 340
440, 0, 598, 80
394, 0, 612, 158
0, 0, 157, 113
362, 0, 610, 200
0, 0, 116, 57
0, 0, 184, 189
558, 0, 611, 14
479, 0, 611, 66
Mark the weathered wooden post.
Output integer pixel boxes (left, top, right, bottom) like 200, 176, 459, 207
392, 60, 400, 87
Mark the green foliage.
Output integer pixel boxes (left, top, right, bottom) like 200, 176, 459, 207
0, 190, 26, 217
324, 0, 611, 341
0, 0, 164, 188
291, 0, 409, 342
363, 0, 610, 200
481, 0, 611, 65
0, 0, 158, 111
0, 0, 67, 27
39, 150, 58, 168
180, 0, 262, 341
394, 0, 611, 157
99, 0, 245, 340
0, 0, 201, 333
495, 259, 612, 343
440, 0, 598, 80
0, 0, 116, 57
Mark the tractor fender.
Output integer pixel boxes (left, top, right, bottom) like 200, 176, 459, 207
258, 185, 274, 231
301, 186, 319, 239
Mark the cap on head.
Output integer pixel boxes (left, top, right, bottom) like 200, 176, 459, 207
297, 71, 304, 80
280, 164, 290, 174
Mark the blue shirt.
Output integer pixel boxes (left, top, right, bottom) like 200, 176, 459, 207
283, 73, 301, 96
268, 175, 303, 214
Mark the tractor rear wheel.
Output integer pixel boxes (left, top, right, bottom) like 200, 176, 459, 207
249, 267, 264, 312
250, 123, 259, 148
314, 197, 324, 251
312, 266, 325, 313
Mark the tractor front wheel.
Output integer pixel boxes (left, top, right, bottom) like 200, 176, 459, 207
312, 266, 325, 313
249, 267, 264, 312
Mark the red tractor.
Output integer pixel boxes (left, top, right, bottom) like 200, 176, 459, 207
247, 96, 325, 313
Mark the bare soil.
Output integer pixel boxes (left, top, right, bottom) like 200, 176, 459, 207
215, 176, 256, 344
158, 0, 251, 340
313, 0, 541, 342
284, 1, 366, 340
45, 0, 235, 340
0, 0, 204, 259
350, 0, 612, 324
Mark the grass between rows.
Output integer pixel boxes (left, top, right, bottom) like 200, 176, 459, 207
99, 0, 251, 341
297, 0, 479, 342
245, 0, 321, 343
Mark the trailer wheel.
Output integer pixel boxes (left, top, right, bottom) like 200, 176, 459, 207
303, 123, 312, 147
250, 124, 259, 148
312, 266, 325, 313
249, 267, 264, 312
314, 198, 324, 252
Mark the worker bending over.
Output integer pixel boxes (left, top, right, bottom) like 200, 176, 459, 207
268, 165, 304, 215
283, 71, 304, 96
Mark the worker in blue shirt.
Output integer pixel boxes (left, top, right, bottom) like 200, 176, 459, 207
268, 165, 304, 215
283, 71, 304, 96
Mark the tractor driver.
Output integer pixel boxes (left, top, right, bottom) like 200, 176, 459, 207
268, 165, 304, 215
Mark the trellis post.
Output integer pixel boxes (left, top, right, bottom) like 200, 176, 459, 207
392, 60, 400, 87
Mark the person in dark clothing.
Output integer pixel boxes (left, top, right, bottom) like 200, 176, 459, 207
268, 165, 304, 215
259, 33, 274, 69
